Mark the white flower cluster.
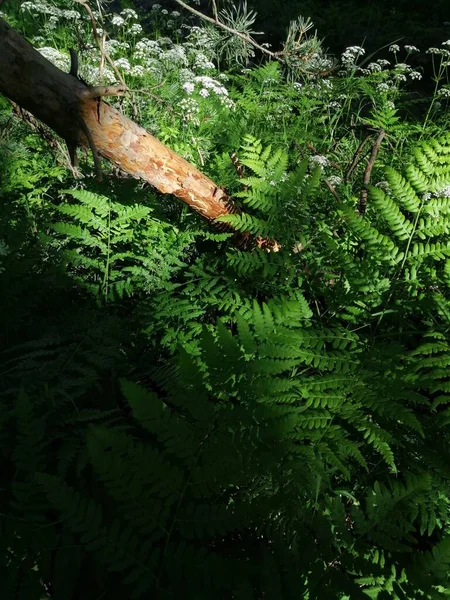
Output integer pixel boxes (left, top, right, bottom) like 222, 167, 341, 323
80, 63, 117, 85
121, 8, 138, 20
326, 175, 342, 186
426, 47, 450, 57
111, 15, 125, 27
367, 62, 382, 72
134, 38, 163, 61
37, 46, 70, 71
130, 64, 145, 77
437, 87, 450, 98
129, 23, 143, 35
21, 1, 80, 20
114, 57, 131, 72
105, 39, 130, 57
423, 185, 450, 206
377, 82, 391, 92
341, 46, 365, 66
182, 82, 195, 94
161, 46, 189, 68
304, 53, 334, 73
185, 25, 216, 55
309, 155, 330, 168
181, 75, 234, 108
193, 53, 215, 71
437, 185, 450, 197
178, 98, 200, 125
393, 62, 422, 81
404, 45, 420, 53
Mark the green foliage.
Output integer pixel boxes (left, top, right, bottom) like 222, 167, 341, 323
48, 188, 192, 303
3, 2, 450, 599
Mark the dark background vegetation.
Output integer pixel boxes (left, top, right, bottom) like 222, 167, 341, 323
131, 0, 450, 56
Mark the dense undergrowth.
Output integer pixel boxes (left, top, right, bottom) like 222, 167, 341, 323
2, 1, 450, 598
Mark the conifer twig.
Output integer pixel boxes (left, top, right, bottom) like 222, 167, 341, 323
174, 0, 278, 58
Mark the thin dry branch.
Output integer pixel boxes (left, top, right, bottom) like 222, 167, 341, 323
74, 0, 128, 88
358, 129, 385, 215
345, 134, 372, 182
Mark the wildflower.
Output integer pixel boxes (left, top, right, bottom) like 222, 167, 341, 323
37, 47, 70, 71
179, 98, 200, 125
120, 8, 138, 20
409, 70, 422, 80
368, 62, 382, 72
327, 175, 342, 186
341, 46, 365, 66
404, 45, 420, 52
194, 53, 215, 71
309, 155, 330, 168
377, 82, 390, 92
129, 23, 143, 35
45, 15, 59, 30
443, 40, 450, 46
161, 9, 169, 15
62, 9, 80, 20
114, 57, 131, 72
152, 4, 161, 9
171, 10, 181, 17
130, 65, 145, 77
199, 88, 209, 97
389, 44, 400, 53
111, 15, 125, 27
162, 46, 189, 67
182, 82, 195, 94
437, 185, 450, 197
437, 87, 450, 98
105, 39, 130, 56
377, 59, 391, 67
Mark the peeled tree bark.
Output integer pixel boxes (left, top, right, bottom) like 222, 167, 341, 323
0, 17, 236, 222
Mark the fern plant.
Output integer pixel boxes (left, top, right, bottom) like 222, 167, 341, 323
47, 188, 192, 303
3, 293, 450, 599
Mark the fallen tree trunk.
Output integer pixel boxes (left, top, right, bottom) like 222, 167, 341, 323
0, 17, 235, 222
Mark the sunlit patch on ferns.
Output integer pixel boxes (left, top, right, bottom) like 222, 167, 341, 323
48, 188, 191, 302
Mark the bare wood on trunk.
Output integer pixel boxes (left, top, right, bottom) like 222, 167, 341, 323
0, 17, 236, 223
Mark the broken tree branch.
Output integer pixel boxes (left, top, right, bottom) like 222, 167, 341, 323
0, 17, 280, 249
